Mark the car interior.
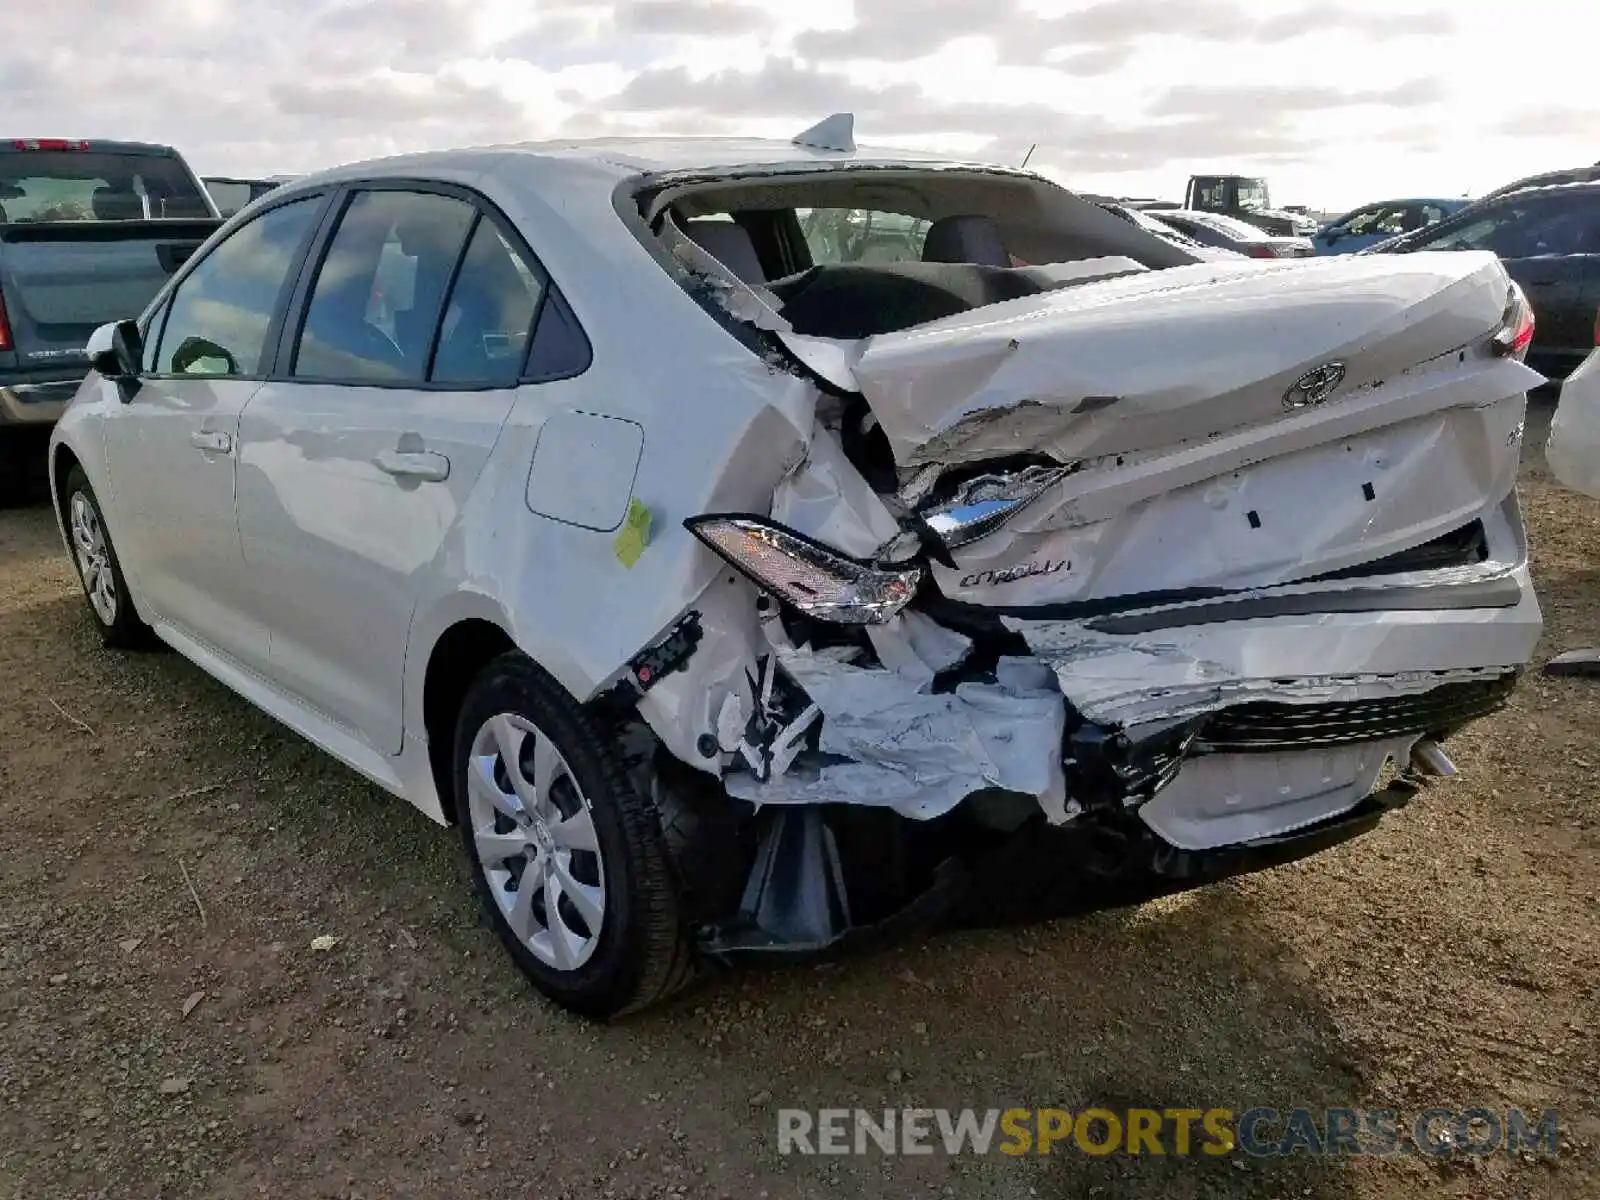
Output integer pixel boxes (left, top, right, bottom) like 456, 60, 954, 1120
645, 169, 1198, 341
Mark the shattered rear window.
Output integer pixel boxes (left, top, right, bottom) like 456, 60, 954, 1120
797, 208, 932, 265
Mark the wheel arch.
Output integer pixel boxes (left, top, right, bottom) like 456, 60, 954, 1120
49, 440, 83, 539
419, 616, 517, 823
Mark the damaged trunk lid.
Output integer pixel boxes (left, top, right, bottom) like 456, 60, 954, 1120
781, 251, 1542, 607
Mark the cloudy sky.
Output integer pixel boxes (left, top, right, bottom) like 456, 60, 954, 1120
2, 0, 1593, 212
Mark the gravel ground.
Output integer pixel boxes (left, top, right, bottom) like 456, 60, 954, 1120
1, 402, 1597, 1199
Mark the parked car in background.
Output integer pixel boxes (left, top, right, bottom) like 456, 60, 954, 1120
1146, 209, 1314, 258
1365, 181, 1600, 379
1482, 163, 1600, 203
1545, 304, 1600, 498
48, 126, 1542, 1017
1313, 198, 1468, 255
1, 138, 220, 503
1096, 201, 1246, 260
1175, 175, 1319, 237
202, 175, 294, 218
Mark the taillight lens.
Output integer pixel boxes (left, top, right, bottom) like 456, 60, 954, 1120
1491, 283, 1535, 360
684, 515, 922, 625
0, 291, 11, 352
1247, 245, 1277, 259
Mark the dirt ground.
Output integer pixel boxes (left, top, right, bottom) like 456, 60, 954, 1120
1, 402, 1597, 1200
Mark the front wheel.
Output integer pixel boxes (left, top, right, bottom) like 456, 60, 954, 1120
452, 651, 695, 1018
63, 465, 153, 648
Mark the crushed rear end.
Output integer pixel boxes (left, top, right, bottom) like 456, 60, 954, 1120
632, 214, 1543, 952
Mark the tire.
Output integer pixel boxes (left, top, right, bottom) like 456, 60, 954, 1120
62, 465, 154, 649
452, 651, 695, 1018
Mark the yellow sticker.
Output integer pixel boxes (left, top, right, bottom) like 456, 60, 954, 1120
613, 497, 652, 568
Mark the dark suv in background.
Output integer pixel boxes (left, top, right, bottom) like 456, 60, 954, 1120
1367, 182, 1600, 380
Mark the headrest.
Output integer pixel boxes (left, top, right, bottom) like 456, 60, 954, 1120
681, 217, 766, 284
91, 186, 143, 221
922, 214, 1010, 266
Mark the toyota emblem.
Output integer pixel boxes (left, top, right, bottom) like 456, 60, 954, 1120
1284, 361, 1346, 409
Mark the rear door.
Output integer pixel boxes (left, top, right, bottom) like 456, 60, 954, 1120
233, 183, 546, 753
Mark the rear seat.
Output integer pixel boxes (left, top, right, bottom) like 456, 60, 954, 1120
678, 210, 1143, 341
680, 218, 768, 284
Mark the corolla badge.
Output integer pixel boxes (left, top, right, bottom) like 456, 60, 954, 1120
960, 559, 1068, 588
1284, 361, 1346, 409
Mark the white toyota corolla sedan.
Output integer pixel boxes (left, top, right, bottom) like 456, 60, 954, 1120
49, 117, 1544, 1017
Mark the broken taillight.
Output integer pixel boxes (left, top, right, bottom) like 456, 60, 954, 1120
684, 515, 922, 625
1491, 282, 1535, 360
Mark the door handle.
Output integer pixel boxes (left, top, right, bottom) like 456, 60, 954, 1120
375, 449, 450, 482
189, 430, 233, 454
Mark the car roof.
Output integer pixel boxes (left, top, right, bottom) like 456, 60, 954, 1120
284, 135, 1021, 195
1482, 178, 1600, 201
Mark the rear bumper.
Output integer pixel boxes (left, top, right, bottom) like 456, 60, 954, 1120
0, 373, 82, 427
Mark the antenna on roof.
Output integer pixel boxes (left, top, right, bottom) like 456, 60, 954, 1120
1020, 143, 1036, 169
792, 113, 855, 153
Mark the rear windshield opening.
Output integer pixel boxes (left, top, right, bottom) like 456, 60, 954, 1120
0, 151, 211, 223
641, 167, 1199, 341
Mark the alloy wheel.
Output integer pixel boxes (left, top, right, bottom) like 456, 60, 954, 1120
69, 491, 118, 626
466, 713, 606, 971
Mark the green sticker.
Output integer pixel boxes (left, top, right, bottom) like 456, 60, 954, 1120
613, 497, 652, 568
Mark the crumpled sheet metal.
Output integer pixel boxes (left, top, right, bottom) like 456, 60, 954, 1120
723, 644, 1070, 823
768, 419, 905, 559
1006, 574, 1541, 727
1137, 735, 1416, 850
835, 252, 1519, 479
925, 395, 1529, 608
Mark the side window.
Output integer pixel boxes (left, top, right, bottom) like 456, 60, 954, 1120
430, 220, 545, 387
1369, 206, 1412, 235
291, 189, 475, 383
152, 197, 321, 377
1482, 198, 1600, 259
1341, 206, 1381, 236
524, 287, 591, 382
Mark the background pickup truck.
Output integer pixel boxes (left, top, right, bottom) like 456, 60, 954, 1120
1133, 175, 1320, 239
0, 138, 222, 502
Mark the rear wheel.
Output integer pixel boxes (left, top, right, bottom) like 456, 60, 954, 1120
453, 651, 694, 1018
63, 465, 152, 648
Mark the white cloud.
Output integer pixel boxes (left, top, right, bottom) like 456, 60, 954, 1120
0, 0, 1593, 211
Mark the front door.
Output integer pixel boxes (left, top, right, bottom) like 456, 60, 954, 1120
234, 187, 544, 753
99, 193, 327, 665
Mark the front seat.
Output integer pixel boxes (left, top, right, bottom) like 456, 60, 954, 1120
922, 214, 1010, 266
680, 217, 767, 284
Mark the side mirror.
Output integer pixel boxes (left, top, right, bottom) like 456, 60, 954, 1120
87, 319, 143, 378
86, 319, 145, 402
